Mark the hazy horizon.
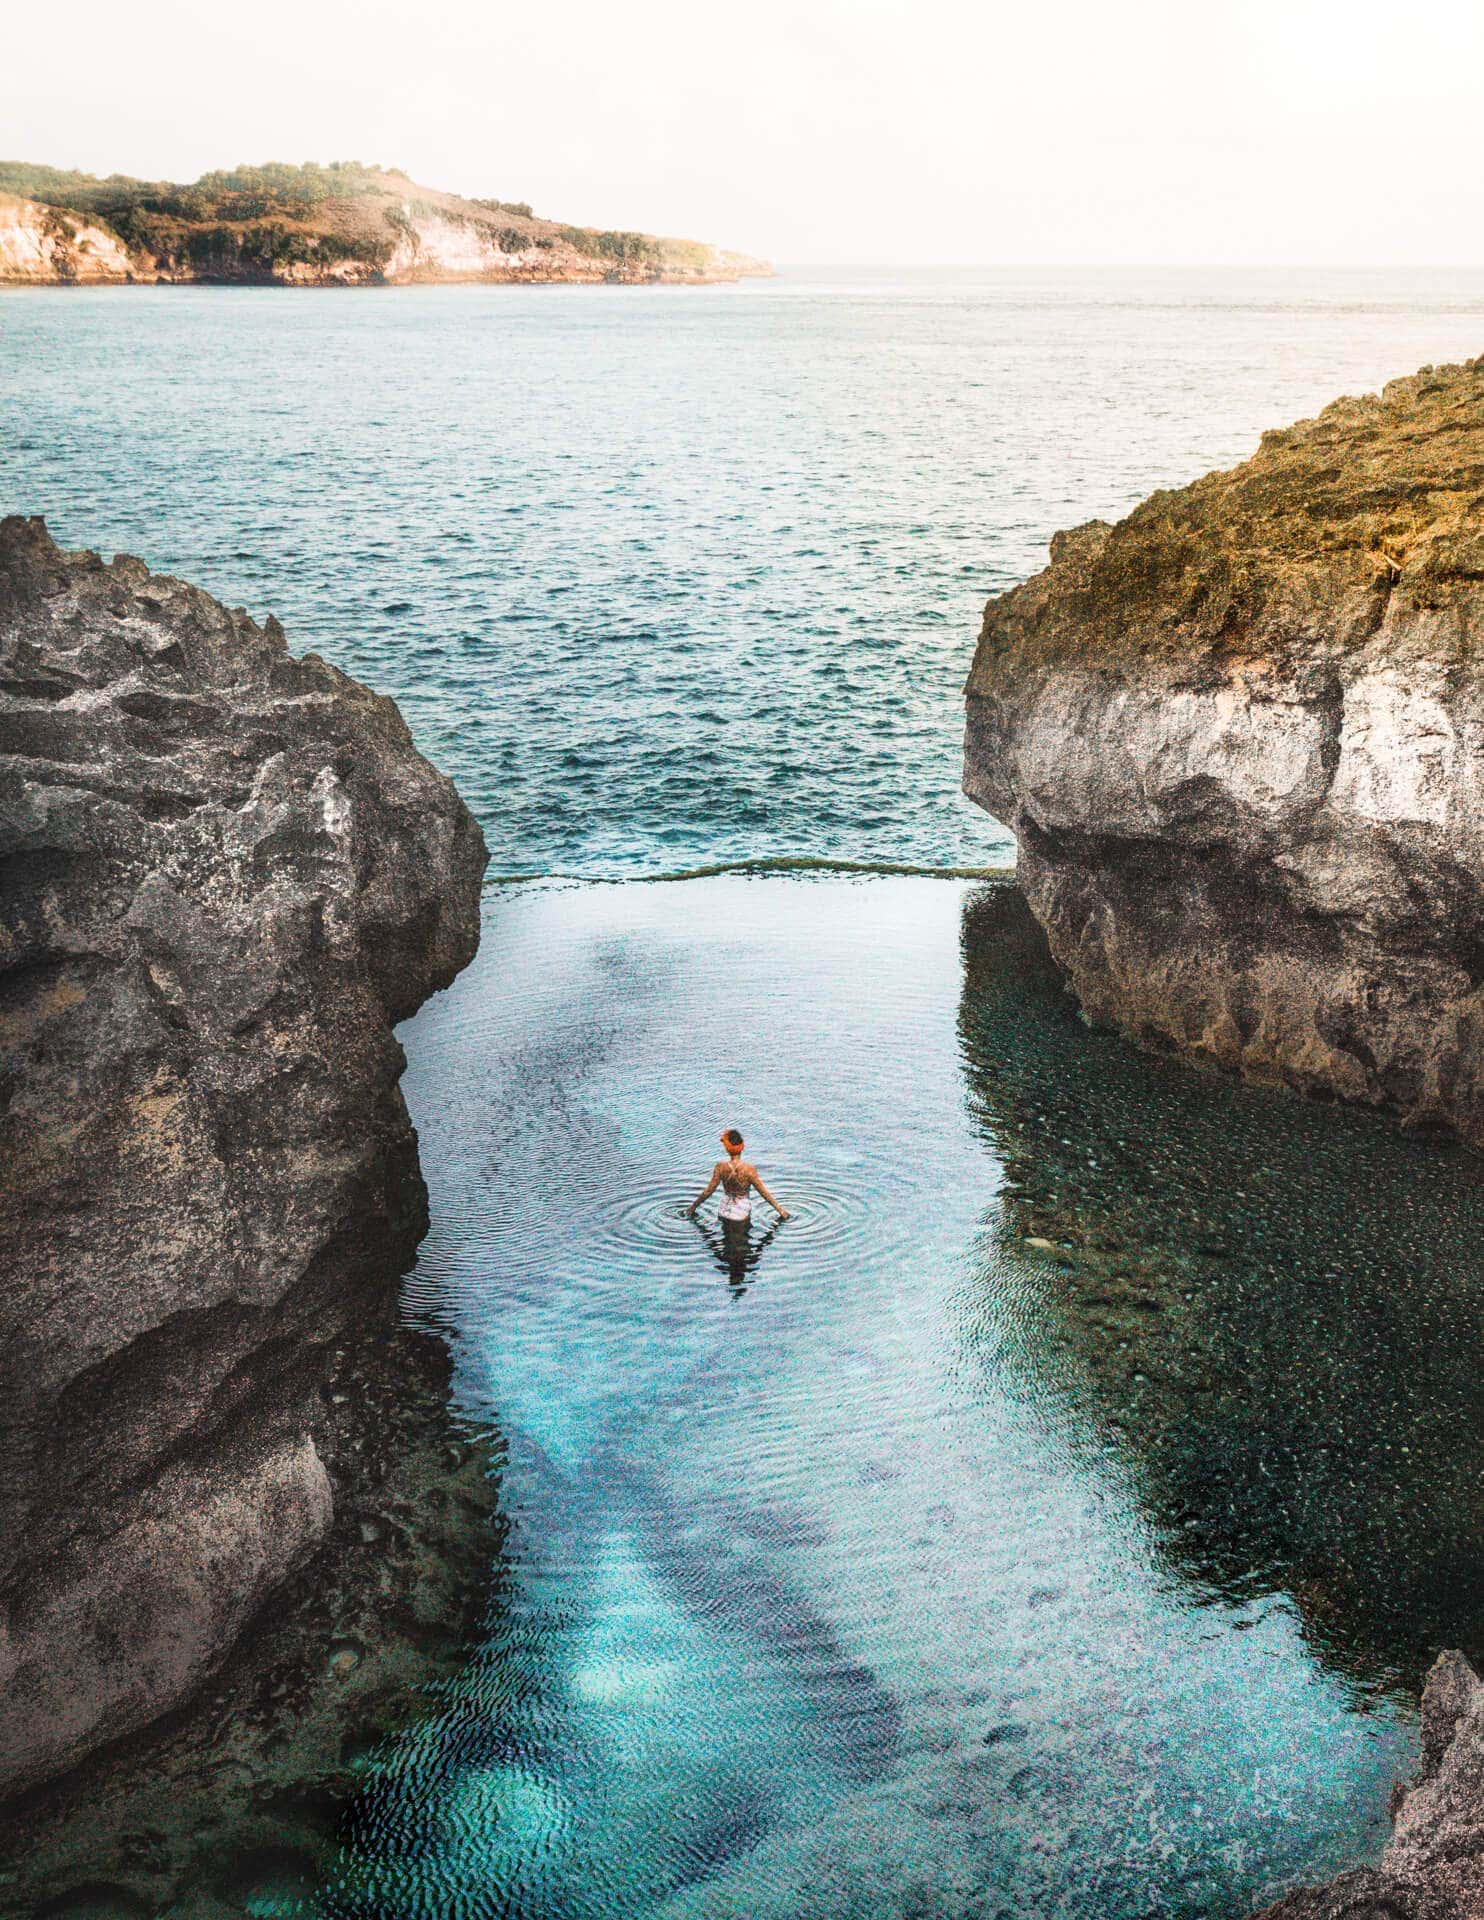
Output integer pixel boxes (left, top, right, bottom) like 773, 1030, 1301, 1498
6, 0, 1483, 269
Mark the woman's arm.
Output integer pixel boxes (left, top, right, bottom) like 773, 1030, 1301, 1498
750, 1171, 790, 1220
688, 1165, 723, 1215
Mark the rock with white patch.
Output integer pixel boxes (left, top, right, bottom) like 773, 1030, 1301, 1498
0, 193, 138, 282
964, 356, 1484, 1145
1258, 1650, 1484, 1918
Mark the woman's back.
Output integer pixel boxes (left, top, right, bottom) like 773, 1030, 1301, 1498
689, 1131, 789, 1224
718, 1158, 755, 1220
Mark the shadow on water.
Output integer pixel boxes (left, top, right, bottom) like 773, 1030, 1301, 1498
956, 883, 1484, 1697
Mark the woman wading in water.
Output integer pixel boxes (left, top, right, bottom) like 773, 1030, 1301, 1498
688, 1128, 790, 1294
689, 1128, 790, 1225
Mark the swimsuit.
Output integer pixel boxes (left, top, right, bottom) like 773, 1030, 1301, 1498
718, 1180, 751, 1223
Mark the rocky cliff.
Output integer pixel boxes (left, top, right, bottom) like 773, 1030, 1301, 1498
0, 517, 487, 1799
3, 1319, 499, 1917
964, 356, 1484, 1147
0, 161, 772, 286
0, 193, 136, 282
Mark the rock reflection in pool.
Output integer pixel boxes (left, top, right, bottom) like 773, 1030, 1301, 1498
957, 884, 1484, 1694
318, 874, 1435, 1920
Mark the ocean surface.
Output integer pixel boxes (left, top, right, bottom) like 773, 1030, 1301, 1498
9, 267, 1484, 876
8, 269, 1484, 1919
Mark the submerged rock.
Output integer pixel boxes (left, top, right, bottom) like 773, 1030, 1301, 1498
964, 357, 1484, 1145
1259, 1650, 1484, 1919
3, 1318, 499, 1919
0, 517, 487, 1799
955, 884, 1484, 1696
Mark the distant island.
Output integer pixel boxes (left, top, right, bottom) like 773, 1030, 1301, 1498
0, 159, 772, 286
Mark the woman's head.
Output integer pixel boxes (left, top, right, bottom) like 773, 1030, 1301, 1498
721, 1127, 744, 1156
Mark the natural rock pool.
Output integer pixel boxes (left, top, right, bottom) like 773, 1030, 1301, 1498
284, 870, 1484, 1920
13, 271, 1484, 1920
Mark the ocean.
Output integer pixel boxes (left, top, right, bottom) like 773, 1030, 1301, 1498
10, 267, 1484, 877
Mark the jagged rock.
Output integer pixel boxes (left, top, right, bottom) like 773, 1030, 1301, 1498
1258, 1651, 1484, 1919
0, 517, 487, 1798
964, 357, 1484, 1145
2, 1318, 499, 1916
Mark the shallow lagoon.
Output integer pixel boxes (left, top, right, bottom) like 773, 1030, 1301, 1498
297, 870, 1484, 1920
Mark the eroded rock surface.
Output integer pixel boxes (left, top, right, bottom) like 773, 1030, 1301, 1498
1, 1319, 499, 1920
964, 357, 1484, 1144
0, 193, 136, 282
1260, 1651, 1484, 1919
0, 516, 487, 1798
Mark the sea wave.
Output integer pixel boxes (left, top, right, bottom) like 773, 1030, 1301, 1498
485, 855, 1019, 887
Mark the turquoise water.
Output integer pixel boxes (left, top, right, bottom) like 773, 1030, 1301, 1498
8, 269, 1484, 875
10, 271, 1484, 1915
310, 875, 1484, 1920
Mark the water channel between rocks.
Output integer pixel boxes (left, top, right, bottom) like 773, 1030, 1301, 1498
296, 869, 1484, 1920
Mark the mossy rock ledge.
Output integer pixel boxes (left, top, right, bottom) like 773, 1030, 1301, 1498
966, 355, 1484, 1146
0, 517, 488, 1803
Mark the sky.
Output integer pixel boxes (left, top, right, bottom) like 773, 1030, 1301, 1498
6, 0, 1484, 267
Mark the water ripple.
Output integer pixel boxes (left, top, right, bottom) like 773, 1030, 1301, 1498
11, 273, 1484, 879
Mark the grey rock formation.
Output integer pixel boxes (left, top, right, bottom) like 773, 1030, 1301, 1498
1259, 1650, 1484, 1919
0, 516, 487, 1798
4, 1319, 498, 1919
964, 357, 1484, 1145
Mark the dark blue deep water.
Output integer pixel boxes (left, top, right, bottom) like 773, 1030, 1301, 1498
8, 270, 1484, 1919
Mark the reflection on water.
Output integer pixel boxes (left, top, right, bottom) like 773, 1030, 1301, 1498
957, 886, 1484, 1695
305, 874, 1455, 1920
690, 1212, 784, 1295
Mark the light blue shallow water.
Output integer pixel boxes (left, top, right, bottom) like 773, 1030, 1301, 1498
8, 271, 1484, 1917
312, 875, 1484, 1920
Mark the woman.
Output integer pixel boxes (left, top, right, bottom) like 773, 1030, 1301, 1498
688, 1128, 790, 1224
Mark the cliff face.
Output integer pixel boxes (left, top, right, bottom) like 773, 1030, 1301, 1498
964, 357, 1484, 1146
0, 518, 487, 1799
0, 194, 137, 282
4, 1320, 499, 1916
0, 163, 772, 286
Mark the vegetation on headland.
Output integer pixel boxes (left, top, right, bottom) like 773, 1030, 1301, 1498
0, 159, 767, 284
0, 159, 387, 222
